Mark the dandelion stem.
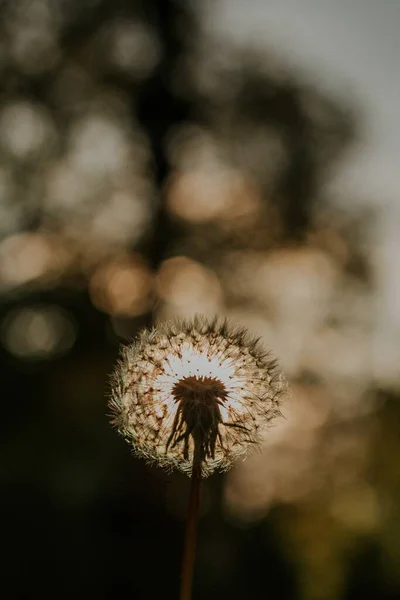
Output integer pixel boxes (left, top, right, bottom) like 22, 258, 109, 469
179, 443, 202, 600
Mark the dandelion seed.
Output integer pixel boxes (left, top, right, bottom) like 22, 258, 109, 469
109, 315, 288, 600
109, 315, 287, 477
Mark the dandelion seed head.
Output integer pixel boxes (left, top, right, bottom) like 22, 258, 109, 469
109, 316, 288, 477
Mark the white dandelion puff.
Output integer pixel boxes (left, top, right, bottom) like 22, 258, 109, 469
109, 315, 288, 477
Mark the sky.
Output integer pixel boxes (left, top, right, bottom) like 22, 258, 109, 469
206, 0, 400, 205
205, 0, 400, 383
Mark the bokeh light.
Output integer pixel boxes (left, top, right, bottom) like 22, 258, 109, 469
0, 101, 56, 159
1, 304, 77, 360
155, 256, 223, 317
166, 127, 261, 226
0, 231, 71, 290
108, 20, 161, 79
90, 254, 153, 317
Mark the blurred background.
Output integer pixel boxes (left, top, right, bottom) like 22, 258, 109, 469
1, 1, 400, 598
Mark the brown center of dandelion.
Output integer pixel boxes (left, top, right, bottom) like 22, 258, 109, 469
166, 376, 228, 462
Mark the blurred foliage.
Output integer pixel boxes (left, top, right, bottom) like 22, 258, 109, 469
1, 1, 400, 599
